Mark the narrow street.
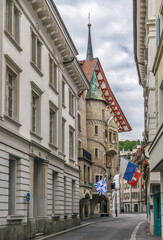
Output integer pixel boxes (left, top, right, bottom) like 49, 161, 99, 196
43, 214, 160, 240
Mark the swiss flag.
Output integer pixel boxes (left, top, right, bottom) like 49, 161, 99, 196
127, 171, 141, 187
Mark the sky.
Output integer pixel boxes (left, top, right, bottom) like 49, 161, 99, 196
54, 0, 144, 141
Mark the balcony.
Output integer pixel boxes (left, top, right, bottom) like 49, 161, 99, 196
106, 141, 118, 154
78, 148, 92, 162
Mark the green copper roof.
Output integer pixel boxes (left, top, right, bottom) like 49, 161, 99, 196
86, 71, 105, 101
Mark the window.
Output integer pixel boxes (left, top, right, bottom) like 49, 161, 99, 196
52, 171, 58, 214
62, 118, 65, 153
78, 114, 81, 131
95, 175, 102, 183
69, 128, 74, 159
31, 31, 42, 71
133, 192, 138, 199
69, 91, 74, 116
95, 175, 99, 183
64, 177, 66, 214
95, 148, 98, 158
8, 157, 17, 215
5, 55, 22, 122
95, 126, 98, 135
6, 1, 21, 44
102, 109, 105, 119
49, 57, 58, 90
156, 15, 160, 48
84, 165, 86, 183
31, 91, 39, 133
109, 131, 112, 143
113, 133, 116, 143
72, 180, 75, 213
62, 80, 65, 106
31, 82, 43, 136
49, 108, 57, 146
6, 69, 17, 119
88, 167, 90, 183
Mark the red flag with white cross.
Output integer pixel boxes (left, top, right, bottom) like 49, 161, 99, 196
127, 171, 141, 187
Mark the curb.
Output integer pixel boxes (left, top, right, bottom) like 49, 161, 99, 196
35, 217, 118, 240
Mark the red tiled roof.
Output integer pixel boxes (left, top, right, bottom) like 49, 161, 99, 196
79, 58, 97, 82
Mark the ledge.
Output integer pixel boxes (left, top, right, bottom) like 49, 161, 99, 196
71, 213, 78, 218
52, 215, 60, 221
30, 131, 43, 141
4, 30, 22, 52
69, 112, 75, 119
49, 83, 58, 95
49, 143, 58, 150
58, 151, 66, 158
4, 115, 22, 128
7, 215, 24, 222
69, 158, 75, 164
62, 103, 66, 109
30, 61, 43, 77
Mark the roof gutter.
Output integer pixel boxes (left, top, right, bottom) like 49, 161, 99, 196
133, 0, 142, 86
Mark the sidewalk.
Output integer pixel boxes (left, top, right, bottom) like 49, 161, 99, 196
136, 220, 161, 240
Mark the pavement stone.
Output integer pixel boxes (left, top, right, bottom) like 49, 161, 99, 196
136, 220, 161, 240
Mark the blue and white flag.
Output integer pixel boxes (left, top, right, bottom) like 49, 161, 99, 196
94, 178, 107, 195
120, 157, 137, 182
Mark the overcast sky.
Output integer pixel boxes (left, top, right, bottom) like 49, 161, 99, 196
54, 0, 144, 141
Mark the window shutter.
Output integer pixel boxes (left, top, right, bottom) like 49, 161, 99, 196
156, 15, 160, 48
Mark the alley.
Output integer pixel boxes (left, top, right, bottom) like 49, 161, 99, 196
44, 214, 160, 240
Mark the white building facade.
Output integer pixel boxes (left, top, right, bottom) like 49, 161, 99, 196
0, 0, 89, 239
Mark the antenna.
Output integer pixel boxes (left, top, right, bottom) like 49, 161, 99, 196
88, 13, 90, 24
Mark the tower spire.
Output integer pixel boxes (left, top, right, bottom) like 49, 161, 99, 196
86, 13, 93, 61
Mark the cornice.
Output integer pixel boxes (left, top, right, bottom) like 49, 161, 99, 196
87, 119, 106, 126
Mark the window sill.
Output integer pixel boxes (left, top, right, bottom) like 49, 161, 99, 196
71, 213, 78, 218
49, 143, 58, 150
7, 215, 24, 222
62, 103, 66, 109
4, 115, 22, 127
69, 112, 75, 119
30, 61, 43, 77
58, 151, 66, 158
30, 131, 43, 141
52, 215, 60, 221
69, 158, 75, 163
49, 83, 58, 95
4, 30, 22, 52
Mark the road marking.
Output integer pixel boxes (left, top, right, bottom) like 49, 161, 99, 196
129, 220, 145, 240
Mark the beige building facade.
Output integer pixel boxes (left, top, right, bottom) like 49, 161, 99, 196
0, 0, 89, 239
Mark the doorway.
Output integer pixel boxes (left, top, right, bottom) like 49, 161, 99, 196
134, 204, 138, 212
33, 160, 46, 231
154, 192, 161, 236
